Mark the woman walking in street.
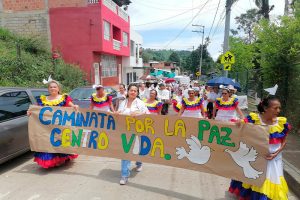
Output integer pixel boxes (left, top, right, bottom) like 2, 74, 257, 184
115, 83, 127, 111
229, 96, 291, 200
172, 87, 183, 113
144, 89, 162, 115
178, 88, 205, 118
32, 80, 78, 168
117, 84, 149, 185
89, 84, 115, 113
213, 87, 244, 122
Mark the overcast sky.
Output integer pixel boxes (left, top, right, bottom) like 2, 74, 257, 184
128, 0, 285, 59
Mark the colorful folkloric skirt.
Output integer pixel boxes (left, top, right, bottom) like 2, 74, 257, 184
34, 152, 78, 169
229, 144, 288, 200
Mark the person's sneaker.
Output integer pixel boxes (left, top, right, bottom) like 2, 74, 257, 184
136, 165, 143, 172
119, 177, 128, 185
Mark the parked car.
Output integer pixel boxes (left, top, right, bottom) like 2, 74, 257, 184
69, 86, 118, 108
0, 87, 48, 164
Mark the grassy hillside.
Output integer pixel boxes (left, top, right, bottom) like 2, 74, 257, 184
0, 28, 86, 92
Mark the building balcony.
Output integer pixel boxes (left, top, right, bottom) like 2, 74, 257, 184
113, 39, 121, 50
88, 0, 129, 22
118, 6, 129, 22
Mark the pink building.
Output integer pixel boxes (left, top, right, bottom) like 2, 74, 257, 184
0, 0, 131, 86
50, 0, 130, 86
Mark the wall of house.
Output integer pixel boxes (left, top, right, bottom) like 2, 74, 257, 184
101, 2, 130, 56
0, 0, 88, 41
50, 6, 103, 82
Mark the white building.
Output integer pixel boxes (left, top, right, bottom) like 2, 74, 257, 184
122, 29, 143, 85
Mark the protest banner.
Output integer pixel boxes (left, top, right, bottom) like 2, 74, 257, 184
28, 105, 269, 186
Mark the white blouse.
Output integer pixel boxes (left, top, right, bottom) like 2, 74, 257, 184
118, 98, 150, 115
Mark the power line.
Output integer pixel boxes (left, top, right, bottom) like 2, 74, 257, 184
210, 8, 226, 40
208, 0, 221, 38
132, 1, 209, 27
163, 0, 210, 49
134, 0, 203, 11
131, 6, 224, 30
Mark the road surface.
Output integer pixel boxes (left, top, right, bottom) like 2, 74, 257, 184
0, 153, 298, 200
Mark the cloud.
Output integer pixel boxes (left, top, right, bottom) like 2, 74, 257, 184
128, 0, 285, 60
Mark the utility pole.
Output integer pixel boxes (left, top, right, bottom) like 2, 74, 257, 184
223, 0, 233, 77
192, 25, 205, 80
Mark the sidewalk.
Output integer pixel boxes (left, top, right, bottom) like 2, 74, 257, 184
283, 133, 300, 197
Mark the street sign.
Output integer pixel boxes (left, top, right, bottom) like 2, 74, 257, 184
196, 71, 201, 76
221, 51, 235, 64
223, 63, 232, 71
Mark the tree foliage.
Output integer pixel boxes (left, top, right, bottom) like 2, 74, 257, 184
168, 52, 180, 63
228, 4, 300, 128
254, 0, 274, 19
183, 45, 215, 75
0, 28, 86, 92
251, 12, 300, 127
234, 9, 262, 43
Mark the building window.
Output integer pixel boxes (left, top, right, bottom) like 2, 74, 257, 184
130, 40, 135, 56
101, 55, 117, 77
122, 32, 128, 47
103, 20, 111, 40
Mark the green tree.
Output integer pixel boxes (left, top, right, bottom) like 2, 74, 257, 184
254, 0, 274, 19
234, 8, 262, 43
142, 51, 151, 63
168, 52, 180, 63
229, 37, 255, 71
183, 45, 215, 75
0, 28, 86, 91
254, 16, 300, 126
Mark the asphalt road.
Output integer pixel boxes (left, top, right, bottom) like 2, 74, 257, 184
0, 153, 298, 200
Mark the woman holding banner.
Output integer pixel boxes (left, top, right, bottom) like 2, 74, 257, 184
144, 90, 163, 115
117, 84, 150, 185
178, 88, 205, 118
213, 87, 244, 122
229, 96, 291, 200
32, 80, 78, 168
90, 84, 115, 113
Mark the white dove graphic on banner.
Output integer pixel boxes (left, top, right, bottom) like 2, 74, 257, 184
225, 142, 263, 179
176, 135, 211, 165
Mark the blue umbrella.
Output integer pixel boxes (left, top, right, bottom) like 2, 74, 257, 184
207, 76, 241, 90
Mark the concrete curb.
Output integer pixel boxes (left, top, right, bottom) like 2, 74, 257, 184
283, 158, 300, 198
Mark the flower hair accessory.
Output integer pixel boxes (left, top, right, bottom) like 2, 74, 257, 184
264, 84, 278, 96
42, 75, 53, 85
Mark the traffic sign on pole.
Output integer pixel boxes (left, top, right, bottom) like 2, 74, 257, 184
221, 51, 235, 64
223, 63, 232, 71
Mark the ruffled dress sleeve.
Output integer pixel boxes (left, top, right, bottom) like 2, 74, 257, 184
64, 95, 73, 107
269, 117, 291, 144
